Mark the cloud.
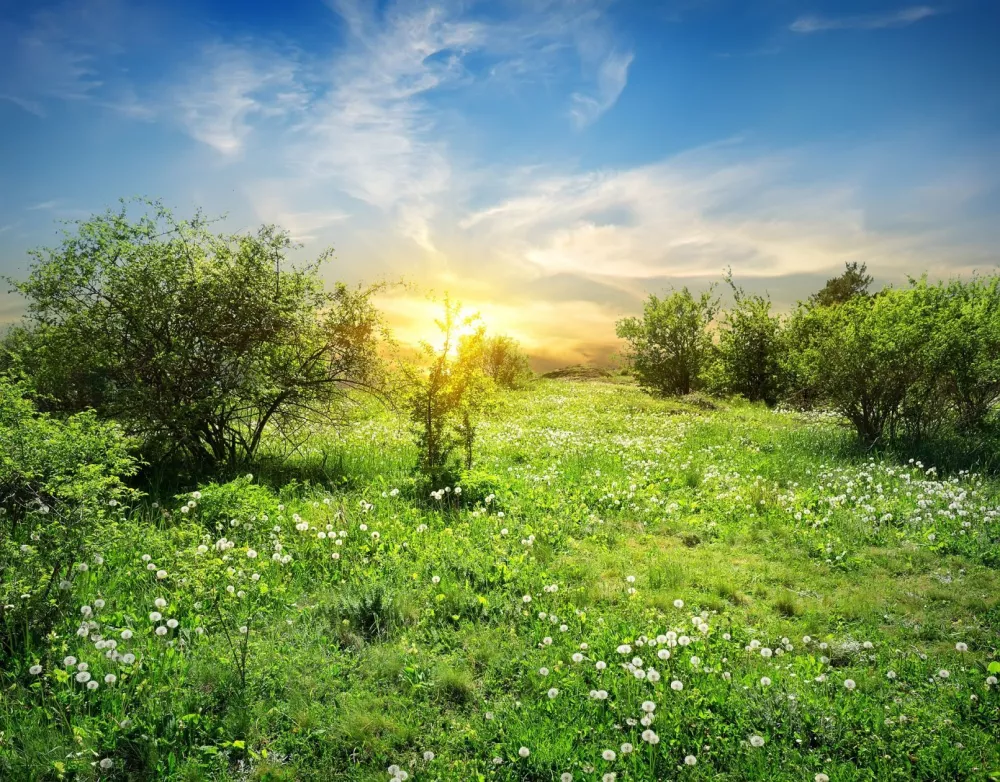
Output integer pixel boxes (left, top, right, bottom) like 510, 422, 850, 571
171, 43, 308, 157
790, 6, 939, 33
27, 200, 60, 211
569, 50, 633, 128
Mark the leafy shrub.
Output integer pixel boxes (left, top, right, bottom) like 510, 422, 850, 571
476, 335, 533, 390
0, 377, 137, 656
323, 580, 414, 642
7, 198, 385, 467
616, 287, 718, 396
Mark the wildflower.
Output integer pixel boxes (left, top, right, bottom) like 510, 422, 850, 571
561, 774, 573, 782
518, 747, 530, 758
247, 549, 258, 559
64, 656, 77, 667
99, 758, 113, 770
104, 674, 116, 684
641, 700, 656, 713
986, 676, 997, 686
760, 647, 772, 658
602, 749, 616, 761
938, 669, 950, 679
657, 649, 670, 660
684, 754, 697, 765
760, 677, 771, 687
423, 751, 434, 761
674, 599, 684, 608
538, 667, 549, 676
887, 670, 896, 679
522, 595, 532, 603
75, 671, 92, 683
166, 619, 179, 629
844, 679, 856, 690
155, 570, 167, 580
671, 680, 683, 691
749, 735, 765, 747
239, 625, 249, 634
548, 688, 559, 699
603, 774, 616, 782
122, 654, 136, 664
815, 775, 830, 782
29, 665, 42, 675
121, 629, 133, 640
572, 653, 584, 663
87, 680, 99, 690
149, 612, 162, 622
596, 661, 607, 671
155, 626, 168, 636
955, 642, 968, 652
94, 599, 105, 609
641, 729, 659, 744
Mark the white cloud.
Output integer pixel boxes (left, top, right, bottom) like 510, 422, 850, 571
172, 43, 308, 157
569, 50, 633, 128
791, 6, 939, 33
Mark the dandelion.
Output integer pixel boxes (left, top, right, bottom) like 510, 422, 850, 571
75, 671, 92, 683
548, 688, 559, 699
99, 758, 113, 770
887, 670, 896, 679
760, 647, 773, 658
247, 549, 258, 559
596, 661, 607, 670
602, 749, 616, 761
671, 679, 683, 691
674, 599, 684, 608
87, 680, 99, 690
239, 625, 249, 634
657, 649, 670, 661
641, 729, 659, 744
29, 665, 42, 675
155, 626, 168, 636
104, 674, 116, 684
621, 743, 633, 754
684, 754, 697, 766
64, 656, 77, 667
94, 599, 105, 609
603, 774, 616, 782
121, 629, 133, 640
122, 653, 136, 664
156, 570, 167, 580
760, 677, 771, 687
423, 751, 435, 761
561, 774, 573, 782
815, 775, 829, 782
955, 642, 968, 652
641, 700, 656, 713
572, 653, 584, 663
522, 595, 532, 603
749, 735, 765, 747
149, 612, 162, 622
844, 679, 856, 690
166, 619, 179, 629
938, 669, 950, 679
518, 747, 530, 758
154, 598, 167, 609
986, 676, 997, 686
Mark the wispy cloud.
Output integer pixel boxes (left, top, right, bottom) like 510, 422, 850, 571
171, 42, 308, 157
27, 200, 60, 211
570, 50, 633, 128
791, 6, 939, 34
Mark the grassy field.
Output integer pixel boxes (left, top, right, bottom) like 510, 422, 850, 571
3, 379, 999, 781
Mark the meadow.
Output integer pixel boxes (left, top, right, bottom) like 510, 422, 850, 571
3, 378, 999, 781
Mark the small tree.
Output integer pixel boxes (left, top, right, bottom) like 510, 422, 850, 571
714, 272, 785, 405
7, 199, 385, 467
810, 261, 874, 307
477, 335, 533, 390
616, 287, 718, 396
787, 292, 929, 446
408, 299, 496, 484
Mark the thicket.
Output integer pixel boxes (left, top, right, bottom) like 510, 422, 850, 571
618, 265, 1000, 453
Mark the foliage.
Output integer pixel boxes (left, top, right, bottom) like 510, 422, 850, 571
710, 272, 785, 405
476, 335, 534, 390
809, 261, 874, 307
407, 298, 498, 485
7, 198, 386, 468
0, 376, 138, 657
616, 287, 719, 396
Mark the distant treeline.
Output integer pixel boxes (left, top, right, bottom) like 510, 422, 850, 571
617, 263, 1000, 449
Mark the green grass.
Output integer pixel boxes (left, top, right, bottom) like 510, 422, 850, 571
2, 379, 999, 780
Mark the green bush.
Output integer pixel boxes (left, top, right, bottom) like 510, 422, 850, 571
0, 377, 138, 656
616, 287, 719, 396
7, 198, 385, 468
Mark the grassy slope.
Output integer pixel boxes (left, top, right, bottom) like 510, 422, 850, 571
3, 380, 999, 781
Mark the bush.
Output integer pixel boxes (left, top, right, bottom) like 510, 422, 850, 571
476, 335, 533, 390
7, 198, 385, 468
711, 274, 785, 405
0, 377, 138, 657
616, 287, 718, 396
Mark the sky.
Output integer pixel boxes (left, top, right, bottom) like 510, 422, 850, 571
1, 0, 998, 369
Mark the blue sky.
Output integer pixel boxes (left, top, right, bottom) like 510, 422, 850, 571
1, 0, 998, 366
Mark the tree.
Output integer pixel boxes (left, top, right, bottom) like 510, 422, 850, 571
786, 291, 930, 446
407, 298, 496, 484
810, 262, 874, 307
7, 199, 385, 467
476, 335, 533, 390
713, 272, 785, 405
616, 287, 718, 396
